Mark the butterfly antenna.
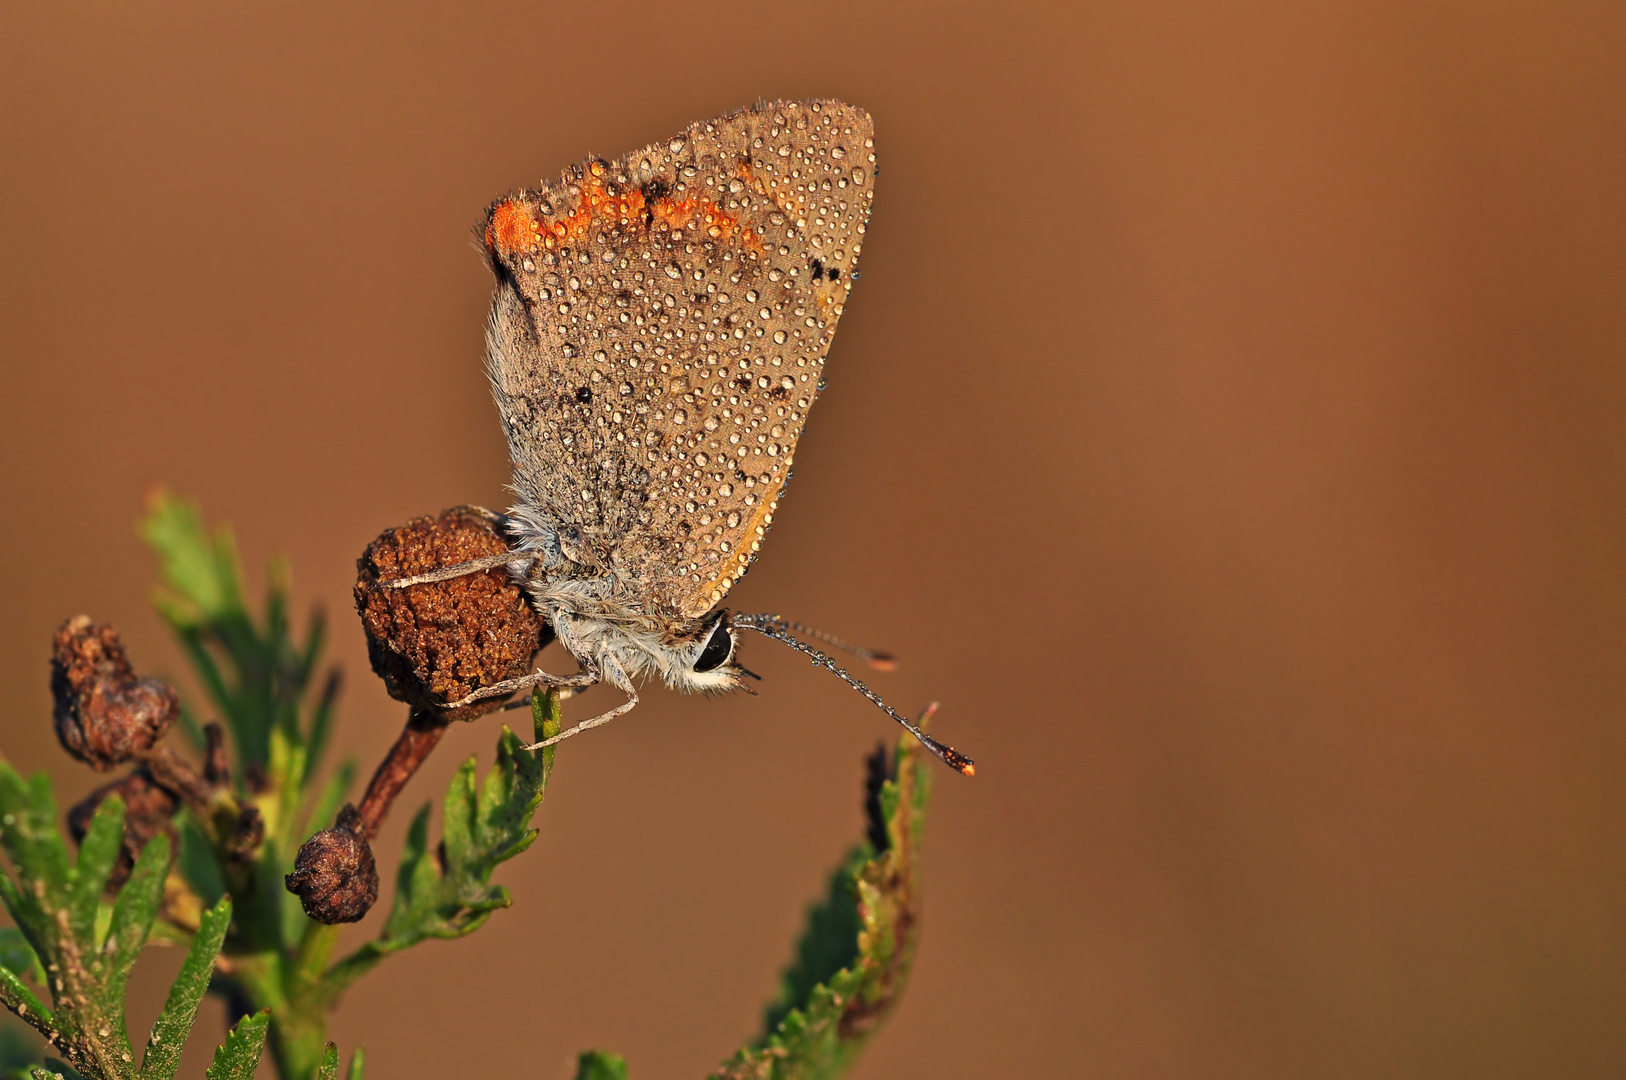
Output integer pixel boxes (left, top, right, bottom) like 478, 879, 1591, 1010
734, 614, 974, 776
769, 619, 897, 671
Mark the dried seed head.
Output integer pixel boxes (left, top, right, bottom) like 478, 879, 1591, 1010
52, 617, 178, 771
66, 769, 179, 889
354, 507, 549, 721
285, 805, 379, 924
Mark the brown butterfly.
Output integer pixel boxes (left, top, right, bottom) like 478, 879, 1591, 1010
388, 100, 972, 775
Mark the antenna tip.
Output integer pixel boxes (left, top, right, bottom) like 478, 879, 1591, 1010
933, 741, 975, 777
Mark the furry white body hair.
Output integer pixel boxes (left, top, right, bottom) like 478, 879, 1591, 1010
499, 502, 743, 697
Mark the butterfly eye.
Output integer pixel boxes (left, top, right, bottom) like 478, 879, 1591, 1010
693, 620, 734, 672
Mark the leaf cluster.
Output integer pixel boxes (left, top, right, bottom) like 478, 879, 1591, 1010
0, 492, 941, 1080
706, 737, 931, 1080
567, 735, 934, 1080
0, 771, 236, 1080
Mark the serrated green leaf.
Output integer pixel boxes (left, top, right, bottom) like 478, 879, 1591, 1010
66, 798, 125, 946
321, 691, 562, 999
0, 765, 70, 913
0, 764, 174, 1075
204, 1011, 269, 1080
140, 491, 335, 794
711, 735, 932, 1080
102, 831, 170, 1011
138, 896, 230, 1080
140, 492, 244, 627
762, 848, 867, 1036
574, 1049, 628, 1080
438, 760, 479, 873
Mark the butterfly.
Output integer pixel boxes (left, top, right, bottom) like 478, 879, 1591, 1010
388, 100, 971, 775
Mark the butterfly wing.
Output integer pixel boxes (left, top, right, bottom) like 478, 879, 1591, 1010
481, 99, 876, 620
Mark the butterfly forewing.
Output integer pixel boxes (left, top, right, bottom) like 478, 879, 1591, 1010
482, 99, 876, 620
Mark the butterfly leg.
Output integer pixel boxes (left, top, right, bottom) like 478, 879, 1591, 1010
441, 662, 599, 710
521, 655, 638, 751
523, 688, 639, 751
378, 548, 534, 589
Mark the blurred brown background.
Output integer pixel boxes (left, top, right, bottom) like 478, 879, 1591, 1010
5, 1, 1626, 1077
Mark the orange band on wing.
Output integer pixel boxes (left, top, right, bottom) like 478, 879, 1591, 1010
485, 199, 541, 256
486, 179, 762, 258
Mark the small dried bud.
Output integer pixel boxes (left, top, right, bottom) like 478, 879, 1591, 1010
52, 617, 178, 770
67, 769, 179, 888
355, 507, 549, 721
285, 805, 378, 924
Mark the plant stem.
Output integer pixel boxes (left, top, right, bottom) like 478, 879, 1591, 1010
354, 708, 449, 840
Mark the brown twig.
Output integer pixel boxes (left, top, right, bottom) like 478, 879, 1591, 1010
353, 707, 451, 841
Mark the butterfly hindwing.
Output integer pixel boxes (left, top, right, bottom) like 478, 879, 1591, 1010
482, 99, 876, 619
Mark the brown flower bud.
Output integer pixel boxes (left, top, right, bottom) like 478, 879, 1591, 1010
285, 805, 379, 924
52, 617, 178, 770
67, 769, 179, 888
354, 507, 549, 721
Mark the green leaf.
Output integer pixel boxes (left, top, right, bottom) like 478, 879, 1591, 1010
66, 799, 126, 947
346, 1046, 364, 1080
762, 850, 866, 1037
0, 964, 52, 1039
0, 762, 177, 1076
139, 896, 230, 1080
140, 490, 335, 793
101, 832, 171, 1014
313, 1042, 339, 1080
140, 491, 245, 628
204, 1011, 269, 1080
710, 736, 932, 1080
321, 690, 561, 997
574, 1049, 628, 1080
0, 765, 71, 925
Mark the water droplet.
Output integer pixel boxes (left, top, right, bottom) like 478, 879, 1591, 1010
673, 409, 688, 424
773, 330, 788, 344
